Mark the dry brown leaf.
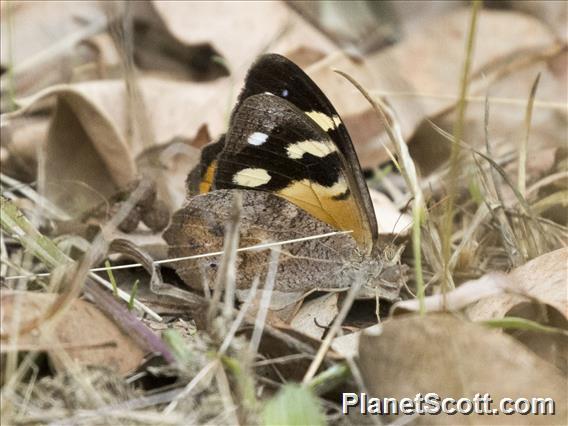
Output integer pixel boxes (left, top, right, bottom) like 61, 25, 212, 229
392, 250, 568, 372
1, 291, 146, 375
289, 1, 400, 54
137, 77, 228, 150
9, 76, 228, 213
281, 46, 327, 70
35, 77, 226, 157
0, 1, 104, 68
305, 8, 558, 168
240, 290, 305, 327
42, 87, 135, 214
388, 1, 467, 37
8, 81, 143, 215
358, 314, 567, 424
467, 248, 568, 372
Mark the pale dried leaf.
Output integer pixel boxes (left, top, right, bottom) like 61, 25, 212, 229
306, 9, 558, 167
393, 272, 510, 313
0, 1, 108, 97
509, 1, 568, 42
149, 1, 335, 79
0, 1, 103, 67
414, 48, 566, 179
467, 247, 568, 321
331, 324, 380, 359
392, 249, 567, 319
290, 293, 338, 340
369, 188, 412, 235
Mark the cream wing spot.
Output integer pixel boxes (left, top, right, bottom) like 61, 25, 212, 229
313, 179, 349, 199
233, 168, 271, 187
286, 140, 337, 159
306, 111, 342, 132
247, 132, 269, 146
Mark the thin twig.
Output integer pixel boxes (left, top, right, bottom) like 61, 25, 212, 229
249, 248, 280, 355
3, 230, 352, 281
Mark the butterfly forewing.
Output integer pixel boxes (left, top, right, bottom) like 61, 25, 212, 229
233, 54, 377, 244
213, 93, 373, 252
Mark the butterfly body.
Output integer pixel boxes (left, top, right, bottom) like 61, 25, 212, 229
165, 53, 403, 299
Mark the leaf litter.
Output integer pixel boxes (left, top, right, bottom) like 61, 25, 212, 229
1, 1, 567, 425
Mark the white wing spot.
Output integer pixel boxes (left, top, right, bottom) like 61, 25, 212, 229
233, 168, 271, 187
282, 89, 289, 97
286, 140, 337, 159
247, 132, 269, 146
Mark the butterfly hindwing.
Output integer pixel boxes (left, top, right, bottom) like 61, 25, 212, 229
187, 135, 225, 196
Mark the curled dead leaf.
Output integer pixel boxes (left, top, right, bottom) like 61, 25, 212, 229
392, 248, 567, 319
467, 248, 568, 321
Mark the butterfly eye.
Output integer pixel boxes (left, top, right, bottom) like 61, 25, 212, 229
208, 262, 218, 269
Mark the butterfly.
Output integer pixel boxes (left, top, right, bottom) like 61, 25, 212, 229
165, 54, 402, 300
